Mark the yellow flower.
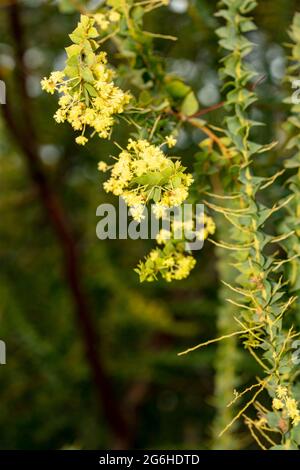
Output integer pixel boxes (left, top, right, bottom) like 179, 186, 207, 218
109, 10, 120, 22
165, 135, 177, 148
41, 71, 65, 94
272, 398, 284, 410
286, 397, 300, 421
41, 77, 56, 94
54, 109, 67, 123
168, 187, 189, 206
83, 108, 96, 125
130, 205, 145, 222
293, 415, 300, 426
51, 71, 65, 82
173, 255, 196, 280
58, 95, 72, 107
98, 161, 108, 172
149, 249, 159, 262
136, 248, 196, 283
75, 136, 88, 146
276, 386, 288, 399
203, 215, 216, 240
94, 13, 109, 30
152, 204, 167, 219
156, 229, 171, 245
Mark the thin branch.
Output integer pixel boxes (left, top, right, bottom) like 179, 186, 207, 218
178, 326, 260, 356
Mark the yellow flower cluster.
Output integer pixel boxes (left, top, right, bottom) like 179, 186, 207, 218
94, 9, 120, 30
135, 210, 201, 282
135, 246, 196, 282
41, 71, 65, 95
155, 214, 216, 246
98, 139, 193, 221
203, 215, 216, 240
272, 386, 300, 425
41, 15, 130, 144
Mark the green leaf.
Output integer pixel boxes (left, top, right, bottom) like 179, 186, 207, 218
152, 187, 161, 203
86, 52, 96, 67
65, 44, 82, 58
81, 67, 94, 83
166, 80, 190, 99
66, 55, 79, 67
84, 83, 97, 97
84, 87, 89, 106
64, 65, 78, 78
131, 173, 163, 186
181, 91, 199, 116
240, 20, 257, 32
172, 176, 182, 188
266, 412, 280, 428
80, 15, 90, 28
88, 27, 98, 38
132, 6, 144, 23
159, 166, 174, 184
69, 26, 85, 44
138, 90, 152, 106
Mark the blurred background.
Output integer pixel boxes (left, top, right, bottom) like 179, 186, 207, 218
0, 0, 298, 450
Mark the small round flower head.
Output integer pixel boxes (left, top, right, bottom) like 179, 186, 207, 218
272, 398, 284, 410
286, 397, 300, 423
156, 229, 171, 245
152, 204, 168, 219
54, 109, 67, 123
41, 71, 65, 94
109, 10, 120, 22
273, 386, 300, 425
130, 205, 146, 223
165, 135, 177, 148
75, 135, 88, 146
276, 386, 288, 399
203, 215, 216, 239
94, 13, 109, 30
98, 161, 108, 172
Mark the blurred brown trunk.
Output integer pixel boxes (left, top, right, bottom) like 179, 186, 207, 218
0, 2, 131, 449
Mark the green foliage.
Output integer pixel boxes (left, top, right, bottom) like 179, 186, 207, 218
28, 0, 300, 449
210, 0, 300, 448
2, 0, 300, 451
